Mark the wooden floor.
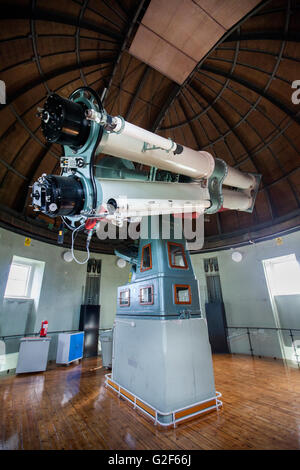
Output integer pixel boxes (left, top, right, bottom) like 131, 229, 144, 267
0, 354, 300, 450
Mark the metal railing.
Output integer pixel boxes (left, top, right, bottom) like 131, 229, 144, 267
227, 326, 300, 369
0, 327, 110, 341
0, 328, 110, 373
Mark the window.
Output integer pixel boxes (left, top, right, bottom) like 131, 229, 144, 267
140, 286, 154, 305
263, 254, 300, 296
4, 262, 32, 298
140, 244, 152, 272
174, 285, 192, 305
120, 289, 130, 306
168, 242, 188, 269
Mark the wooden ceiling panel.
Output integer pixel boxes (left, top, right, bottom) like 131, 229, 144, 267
0, 122, 28, 167
200, 113, 220, 142
269, 134, 300, 174
256, 97, 287, 126
40, 52, 77, 75
83, 8, 125, 34
234, 64, 271, 90
223, 132, 245, 160
246, 110, 277, 142
269, 180, 299, 217
0, 172, 25, 208
1, 62, 39, 99
204, 214, 219, 236
205, 58, 233, 75
58, 78, 84, 99
0, 19, 29, 40
141, 0, 225, 61
0, 107, 17, 137
195, 0, 261, 30
276, 57, 300, 85
235, 121, 262, 151
35, 20, 75, 36
13, 84, 46, 117
129, 24, 196, 84
0, 38, 32, 72
44, 0, 82, 18
237, 50, 277, 74
289, 169, 300, 198
221, 87, 253, 116
237, 159, 258, 174
13, 138, 42, 176
284, 42, 300, 61
228, 79, 260, 104
254, 190, 273, 223
206, 108, 229, 135
241, 9, 285, 33
219, 210, 240, 233
236, 211, 256, 229
213, 140, 236, 166
268, 78, 297, 111
47, 70, 81, 92
253, 148, 283, 184
209, 48, 236, 62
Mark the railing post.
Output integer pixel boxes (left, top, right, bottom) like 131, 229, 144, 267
247, 328, 254, 357
289, 329, 300, 369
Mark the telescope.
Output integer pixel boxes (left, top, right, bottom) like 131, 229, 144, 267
31, 87, 260, 426
32, 87, 260, 236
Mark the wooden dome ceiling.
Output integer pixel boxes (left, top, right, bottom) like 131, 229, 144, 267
0, 0, 300, 253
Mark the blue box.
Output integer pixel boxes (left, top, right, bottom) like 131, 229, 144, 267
56, 332, 84, 364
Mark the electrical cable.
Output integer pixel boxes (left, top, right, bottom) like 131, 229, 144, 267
71, 222, 91, 265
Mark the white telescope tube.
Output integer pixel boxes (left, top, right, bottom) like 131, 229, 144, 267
89, 110, 256, 191
98, 132, 215, 179
224, 167, 256, 190
222, 188, 252, 211
113, 119, 177, 153
97, 179, 211, 217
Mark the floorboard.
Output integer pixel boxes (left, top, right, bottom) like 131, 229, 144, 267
0, 354, 299, 450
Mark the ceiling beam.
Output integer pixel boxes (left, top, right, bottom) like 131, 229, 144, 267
4, 58, 115, 106
0, 3, 123, 40
103, 0, 149, 107
126, 66, 150, 121
150, 0, 271, 132
200, 64, 300, 126
224, 31, 300, 43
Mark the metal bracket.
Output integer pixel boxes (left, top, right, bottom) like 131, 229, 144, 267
244, 173, 262, 213
179, 311, 191, 320
205, 159, 228, 214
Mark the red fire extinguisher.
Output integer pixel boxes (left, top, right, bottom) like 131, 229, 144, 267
40, 320, 48, 337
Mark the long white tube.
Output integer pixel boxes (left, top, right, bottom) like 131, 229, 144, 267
98, 132, 215, 179
89, 109, 256, 190
222, 188, 252, 211
97, 178, 211, 216
224, 167, 256, 190
114, 119, 177, 153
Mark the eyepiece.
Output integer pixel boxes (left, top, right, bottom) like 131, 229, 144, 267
40, 94, 90, 148
31, 175, 85, 217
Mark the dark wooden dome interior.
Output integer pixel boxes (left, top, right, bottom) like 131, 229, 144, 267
0, 0, 300, 253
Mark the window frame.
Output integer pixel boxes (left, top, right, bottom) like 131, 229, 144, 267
4, 262, 32, 299
119, 289, 130, 307
174, 284, 192, 305
167, 242, 188, 270
139, 285, 154, 306
140, 243, 152, 272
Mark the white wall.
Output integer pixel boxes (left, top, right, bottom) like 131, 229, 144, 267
191, 230, 300, 361
0, 227, 130, 369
